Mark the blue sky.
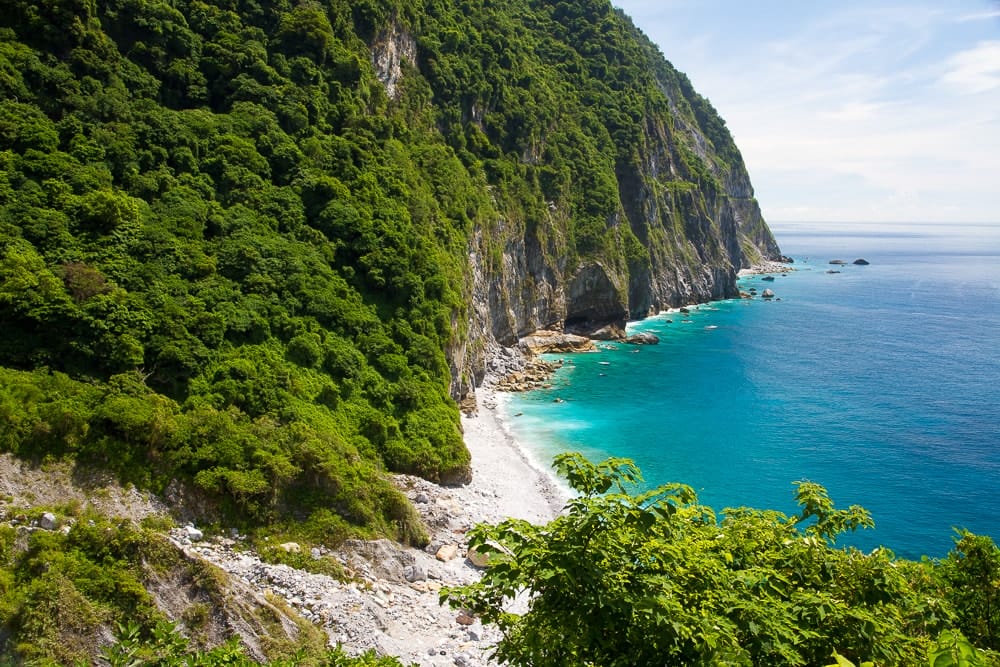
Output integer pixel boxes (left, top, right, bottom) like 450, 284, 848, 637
613, 1, 1000, 224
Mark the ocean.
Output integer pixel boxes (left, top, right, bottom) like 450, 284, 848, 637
503, 221, 1000, 559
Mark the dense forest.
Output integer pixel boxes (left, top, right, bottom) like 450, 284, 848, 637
0, 0, 772, 549
6, 0, 994, 665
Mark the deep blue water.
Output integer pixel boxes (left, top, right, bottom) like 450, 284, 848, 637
506, 222, 1000, 559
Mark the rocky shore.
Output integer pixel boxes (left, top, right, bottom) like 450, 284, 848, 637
737, 258, 795, 277
162, 382, 567, 667
4, 277, 802, 664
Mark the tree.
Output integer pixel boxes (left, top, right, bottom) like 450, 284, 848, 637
941, 531, 1000, 651
442, 454, 992, 667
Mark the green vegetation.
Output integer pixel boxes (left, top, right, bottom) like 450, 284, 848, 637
103, 620, 409, 666
0, 510, 324, 664
0, 0, 755, 544
0, 0, 830, 661
444, 454, 1000, 666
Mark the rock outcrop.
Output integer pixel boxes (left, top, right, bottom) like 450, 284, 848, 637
443, 20, 782, 406
625, 332, 660, 345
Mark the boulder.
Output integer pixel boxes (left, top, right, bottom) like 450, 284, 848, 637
280, 542, 301, 553
466, 546, 491, 569
853, 258, 870, 265
588, 323, 626, 340
403, 563, 427, 582
518, 330, 596, 354
343, 538, 416, 581
40, 512, 57, 531
624, 332, 660, 345
435, 544, 459, 562
761, 289, 775, 299
184, 524, 204, 542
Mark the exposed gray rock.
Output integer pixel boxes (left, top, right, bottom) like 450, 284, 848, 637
40, 512, 57, 530
403, 563, 428, 582
184, 524, 204, 542
589, 323, 626, 340
450, 55, 784, 409
343, 539, 416, 582
625, 332, 660, 345
761, 289, 775, 299
517, 331, 595, 355
853, 258, 870, 265
370, 23, 416, 100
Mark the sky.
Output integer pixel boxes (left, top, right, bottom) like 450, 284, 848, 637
612, 1, 1000, 224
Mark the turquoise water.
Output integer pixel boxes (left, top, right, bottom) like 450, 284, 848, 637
506, 222, 1000, 559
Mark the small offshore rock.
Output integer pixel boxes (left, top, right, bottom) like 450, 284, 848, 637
829, 259, 848, 265
40, 512, 58, 531
853, 258, 870, 265
589, 323, 626, 340
762, 289, 775, 299
624, 332, 659, 345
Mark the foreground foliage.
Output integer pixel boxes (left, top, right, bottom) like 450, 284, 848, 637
0, 509, 409, 664
444, 454, 1000, 666
105, 620, 408, 666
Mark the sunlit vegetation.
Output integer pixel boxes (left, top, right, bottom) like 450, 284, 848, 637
0, 0, 745, 544
445, 454, 1000, 666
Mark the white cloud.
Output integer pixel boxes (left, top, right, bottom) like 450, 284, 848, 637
614, 1, 1000, 222
954, 9, 1000, 22
941, 41, 1000, 94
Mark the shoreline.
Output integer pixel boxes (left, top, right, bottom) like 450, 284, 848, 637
459, 386, 571, 525
737, 258, 795, 277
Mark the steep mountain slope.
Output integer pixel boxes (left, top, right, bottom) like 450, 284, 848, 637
0, 0, 779, 545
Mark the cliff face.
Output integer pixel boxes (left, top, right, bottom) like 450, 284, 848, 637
0, 0, 780, 561
402, 10, 782, 400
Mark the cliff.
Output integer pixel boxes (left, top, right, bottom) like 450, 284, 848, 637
0, 0, 785, 660
0, 0, 778, 622
388, 5, 782, 398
